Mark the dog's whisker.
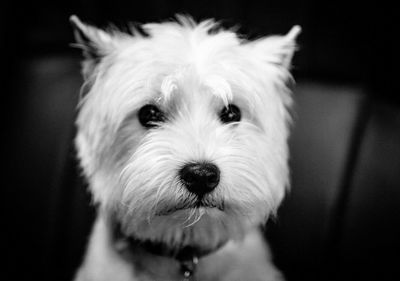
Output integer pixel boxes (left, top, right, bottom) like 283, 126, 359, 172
184, 208, 206, 228
151, 177, 173, 212
183, 208, 198, 227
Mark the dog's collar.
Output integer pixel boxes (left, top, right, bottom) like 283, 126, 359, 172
125, 236, 201, 280
112, 222, 226, 280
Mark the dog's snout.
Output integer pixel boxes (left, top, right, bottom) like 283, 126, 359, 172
179, 162, 220, 196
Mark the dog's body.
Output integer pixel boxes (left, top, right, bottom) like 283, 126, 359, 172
76, 216, 282, 281
71, 16, 300, 281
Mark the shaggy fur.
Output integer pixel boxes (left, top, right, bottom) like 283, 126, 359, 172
71, 15, 300, 281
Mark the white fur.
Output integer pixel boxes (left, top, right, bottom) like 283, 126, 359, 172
71, 15, 300, 281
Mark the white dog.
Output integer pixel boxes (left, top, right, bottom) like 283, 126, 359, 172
70, 15, 300, 281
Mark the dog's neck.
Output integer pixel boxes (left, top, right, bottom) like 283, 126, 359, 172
112, 221, 226, 280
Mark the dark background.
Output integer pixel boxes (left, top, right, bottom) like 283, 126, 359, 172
3, 1, 399, 281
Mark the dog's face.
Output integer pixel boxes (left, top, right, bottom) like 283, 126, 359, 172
72, 16, 300, 250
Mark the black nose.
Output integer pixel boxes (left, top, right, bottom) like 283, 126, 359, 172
179, 162, 220, 197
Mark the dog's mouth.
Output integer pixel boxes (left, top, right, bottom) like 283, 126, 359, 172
156, 198, 224, 216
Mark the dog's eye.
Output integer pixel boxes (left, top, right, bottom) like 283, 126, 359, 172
138, 104, 165, 128
219, 104, 241, 123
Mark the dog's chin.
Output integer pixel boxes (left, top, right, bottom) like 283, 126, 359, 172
122, 206, 247, 252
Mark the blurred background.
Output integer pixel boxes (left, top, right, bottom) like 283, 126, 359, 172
3, 1, 399, 281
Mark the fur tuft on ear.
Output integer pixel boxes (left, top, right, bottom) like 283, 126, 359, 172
280, 25, 301, 68
70, 15, 115, 78
250, 25, 301, 69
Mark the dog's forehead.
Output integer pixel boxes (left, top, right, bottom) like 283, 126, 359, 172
159, 69, 231, 105
113, 27, 250, 99
141, 68, 258, 118
100, 26, 290, 115
83, 24, 293, 130
111, 50, 253, 110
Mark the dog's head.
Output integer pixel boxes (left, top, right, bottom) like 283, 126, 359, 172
71, 15, 300, 250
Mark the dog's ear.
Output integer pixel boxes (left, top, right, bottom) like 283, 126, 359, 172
70, 15, 115, 78
251, 25, 301, 69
